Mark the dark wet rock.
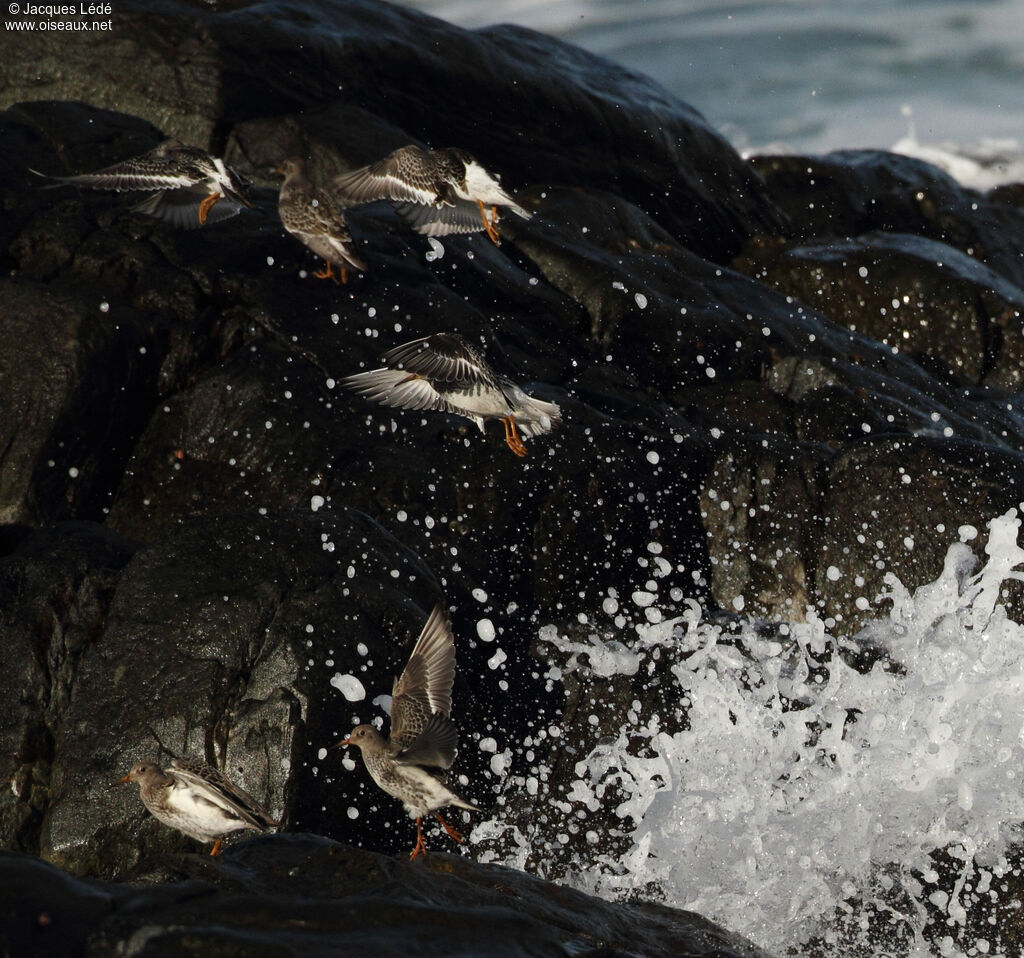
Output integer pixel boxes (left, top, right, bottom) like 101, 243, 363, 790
749, 150, 1024, 289
1, 835, 774, 957
3, 0, 1024, 952
0, 523, 138, 856
734, 231, 1024, 389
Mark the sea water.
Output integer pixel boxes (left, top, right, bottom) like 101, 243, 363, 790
472, 511, 1024, 955
400, 0, 1024, 185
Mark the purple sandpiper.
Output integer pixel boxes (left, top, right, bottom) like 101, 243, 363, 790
333, 145, 530, 245
31, 139, 255, 227
341, 332, 561, 457
276, 157, 366, 284
334, 604, 478, 860
119, 757, 278, 856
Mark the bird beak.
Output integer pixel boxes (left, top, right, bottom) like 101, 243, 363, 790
274, 164, 285, 177
332, 738, 354, 750
116, 774, 133, 785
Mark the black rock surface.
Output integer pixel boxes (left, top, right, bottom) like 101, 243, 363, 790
1, 836, 774, 958
2, 0, 1024, 954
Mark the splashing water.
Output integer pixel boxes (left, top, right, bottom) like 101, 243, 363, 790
482, 511, 1024, 955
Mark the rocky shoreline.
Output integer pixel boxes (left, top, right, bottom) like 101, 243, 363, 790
2, 0, 1024, 954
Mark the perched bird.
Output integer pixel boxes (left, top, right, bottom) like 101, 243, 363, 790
341, 332, 561, 458
333, 145, 531, 245
334, 604, 477, 860
119, 757, 278, 856
277, 158, 366, 284
31, 139, 255, 227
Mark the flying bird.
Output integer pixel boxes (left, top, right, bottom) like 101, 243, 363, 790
333, 604, 477, 860
277, 157, 366, 284
31, 139, 255, 227
333, 145, 530, 244
341, 332, 561, 457
119, 757, 278, 856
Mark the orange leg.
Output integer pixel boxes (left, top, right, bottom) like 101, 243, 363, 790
313, 260, 345, 285
435, 813, 464, 845
477, 199, 501, 245
409, 817, 428, 860
209, 838, 223, 857
198, 192, 221, 226
502, 416, 528, 457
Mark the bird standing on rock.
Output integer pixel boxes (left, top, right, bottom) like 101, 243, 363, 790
334, 605, 478, 860
31, 139, 255, 228
119, 757, 278, 856
277, 157, 366, 284
341, 332, 561, 457
333, 145, 531, 244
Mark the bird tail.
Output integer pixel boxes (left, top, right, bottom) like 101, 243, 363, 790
326, 234, 368, 272
518, 397, 562, 437
449, 794, 480, 813
503, 198, 532, 221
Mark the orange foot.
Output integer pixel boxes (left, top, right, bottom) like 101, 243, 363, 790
209, 838, 223, 857
477, 199, 501, 245
436, 813, 464, 845
313, 260, 347, 285
409, 816, 428, 860
502, 415, 528, 458
198, 192, 221, 226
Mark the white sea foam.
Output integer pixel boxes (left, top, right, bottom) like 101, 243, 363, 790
479, 509, 1024, 955
891, 108, 1024, 191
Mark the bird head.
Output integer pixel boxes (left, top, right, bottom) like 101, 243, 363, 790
116, 761, 163, 787
275, 158, 305, 180
332, 724, 384, 753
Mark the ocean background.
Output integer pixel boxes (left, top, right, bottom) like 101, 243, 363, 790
401, 0, 1024, 184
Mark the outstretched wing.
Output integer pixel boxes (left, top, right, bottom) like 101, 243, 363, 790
382, 333, 499, 389
340, 367, 458, 414
389, 605, 456, 753
334, 146, 440, 206
34, 141, 202, 192
393, 199, 488, 236
169, 758, 277, 830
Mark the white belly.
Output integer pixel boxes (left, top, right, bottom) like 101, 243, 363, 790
444, 387, 510, 419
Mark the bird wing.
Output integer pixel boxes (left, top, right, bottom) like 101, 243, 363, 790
383, 333, 500, 389
37, 166, 198, 192
280, 186, 346, 236
333, 147, 439, 206
168, 758, 277, 829
294, 229, 368, 272
131, 189, 245, 229
393, 711, 459, 770
341, 367, 459, 414
43, 140, 203, 191
393, 199, 489, 236
389, 605, 456, 752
